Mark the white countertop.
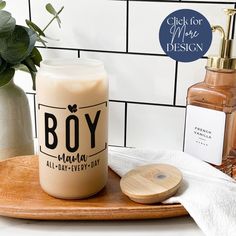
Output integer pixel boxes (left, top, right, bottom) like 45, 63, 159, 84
0, 216, 204, 236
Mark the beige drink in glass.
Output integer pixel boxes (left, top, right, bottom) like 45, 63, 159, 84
36, 59, 108, 199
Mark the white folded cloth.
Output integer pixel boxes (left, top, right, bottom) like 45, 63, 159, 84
108, 147, 236, 236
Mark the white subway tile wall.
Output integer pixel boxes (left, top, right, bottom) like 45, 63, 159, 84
31, 0, 127, 51
80, 51, 176, 103
176, 59, 207, 106
109, 102, 125, 146
127, 104, 186, 150
11, 0, 236, 151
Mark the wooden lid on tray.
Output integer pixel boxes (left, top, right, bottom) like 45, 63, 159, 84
120, 164, 182, 204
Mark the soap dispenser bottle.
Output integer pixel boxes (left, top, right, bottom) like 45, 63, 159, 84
184, 9, 236, 179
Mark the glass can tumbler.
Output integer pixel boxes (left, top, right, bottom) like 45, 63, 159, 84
36, 59, 108, 199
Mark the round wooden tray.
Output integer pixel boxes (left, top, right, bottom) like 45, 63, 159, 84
0, 155, 188, 220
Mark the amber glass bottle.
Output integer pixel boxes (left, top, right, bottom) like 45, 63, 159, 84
186, 68, 236, 178
184, 9, 236, 179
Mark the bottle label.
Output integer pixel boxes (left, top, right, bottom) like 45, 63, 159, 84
184, 105, 226, 165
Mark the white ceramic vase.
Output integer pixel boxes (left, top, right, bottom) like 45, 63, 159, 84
0, 78, 34, 160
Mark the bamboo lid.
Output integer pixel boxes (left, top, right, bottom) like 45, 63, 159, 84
120, 164, 182, 204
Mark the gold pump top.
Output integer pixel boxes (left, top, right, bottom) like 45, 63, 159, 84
207, 9, 236, 70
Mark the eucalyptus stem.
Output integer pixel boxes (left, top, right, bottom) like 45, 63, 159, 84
42, 6, 64, 32
43, 15, 57, 32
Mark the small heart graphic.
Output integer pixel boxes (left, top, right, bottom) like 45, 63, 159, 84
68, 104, 77, 113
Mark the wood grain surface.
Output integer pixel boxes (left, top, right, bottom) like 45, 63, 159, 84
0, 155, 188, 220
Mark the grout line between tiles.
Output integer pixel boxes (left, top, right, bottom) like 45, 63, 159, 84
37, 46, 79, 51
28, 0, 32, 21
109, 144, 133, 148
38, 46, 166, 56
124, 102, 128, 147
110, 100, 186, 108
109, 144, 124, 148
173, 61, 179, 106
126, 0, 129, 53
26, 92, 36, 95
37, 46, 210, 59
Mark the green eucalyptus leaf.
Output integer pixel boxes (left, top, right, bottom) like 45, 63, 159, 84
0, 1, 6, 10
45, 3, 57, 16
0, 25, 37, 64
30, 70, 36, 90
55, 6, 64, 28
23, 27, 38, 58
56, 17, 61, 28
14, 61, 36, 90
25, 19, 45, 36
23, 57, 37, 72
13, 63, 29, 73
37, 36, 48, 47
0, 57, 7, 74
30, 47, 42, 66
45, 4, 63, 28
22, 57, 38, 90
0, 67, 15, 87
0, 10, 16, 38
23, 61, 36, 90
